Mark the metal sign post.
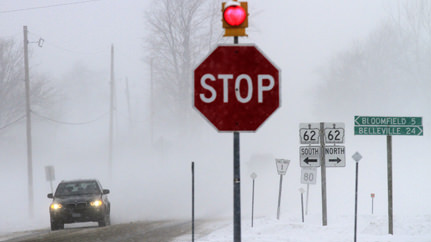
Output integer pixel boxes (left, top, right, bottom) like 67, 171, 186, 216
387, 135, 393, 235
276, 174, 283, 220
300, 167, 316, 215
250, 172, 257, 227
319, 122, 328, 226
233, 131, 241, 241
299, 188, 305, 223
191, 162, 195, 242
371, 193, 375, 214
352, 152, 363, 242
275, 159, 290, 219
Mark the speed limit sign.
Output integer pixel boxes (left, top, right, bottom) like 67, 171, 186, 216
301, 167, 317, 184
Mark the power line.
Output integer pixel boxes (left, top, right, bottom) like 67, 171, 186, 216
42, 40, 108, 55
0, 115, 26, 130
25, 31, 109, 55
0, 0, 102, 14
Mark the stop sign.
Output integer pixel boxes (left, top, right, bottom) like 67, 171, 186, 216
194, 44, 280, 131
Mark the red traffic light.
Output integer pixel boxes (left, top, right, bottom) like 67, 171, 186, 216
223, 4, 246, 26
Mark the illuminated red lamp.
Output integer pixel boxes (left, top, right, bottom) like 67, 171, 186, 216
223, 3, 246, 26
222, 1, 248, 37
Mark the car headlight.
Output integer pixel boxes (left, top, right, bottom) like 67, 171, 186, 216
90, 200, 103, 207
50, 203, 62, 210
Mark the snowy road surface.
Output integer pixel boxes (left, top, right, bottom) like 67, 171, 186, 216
1, 220, 206, 242
1, 214, 430, 241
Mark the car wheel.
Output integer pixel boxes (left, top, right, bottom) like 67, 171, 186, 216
98, 213, 109, 227
106, 213, 111, 226
50, 221, 64, 231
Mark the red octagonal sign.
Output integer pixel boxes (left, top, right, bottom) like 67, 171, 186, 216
194, 44, 280, 132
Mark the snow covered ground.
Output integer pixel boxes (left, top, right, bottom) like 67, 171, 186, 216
186, 214, 431, 242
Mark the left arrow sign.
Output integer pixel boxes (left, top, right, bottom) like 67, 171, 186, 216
299, 146, 320, 167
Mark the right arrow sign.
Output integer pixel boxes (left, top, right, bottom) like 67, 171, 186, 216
325, 146, 346, 167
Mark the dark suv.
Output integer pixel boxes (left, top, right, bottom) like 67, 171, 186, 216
47, 179, 111, 231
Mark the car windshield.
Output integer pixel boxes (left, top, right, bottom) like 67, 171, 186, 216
55, 181, 100, 196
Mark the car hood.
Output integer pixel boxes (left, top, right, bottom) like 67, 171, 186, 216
54, 194, 101, 203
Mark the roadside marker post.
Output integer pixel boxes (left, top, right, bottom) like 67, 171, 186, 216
275, 159, 290, 220
250, 172, 257, 227
352, 152, 362, 242
299, 187, 305, 223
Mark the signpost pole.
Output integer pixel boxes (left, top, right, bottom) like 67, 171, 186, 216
300, 190, 305, 223
351, 152, 362, 242
354, 159, 359, 242
387, 135, 393, 235
276, 174, 283, 220
234, 131, 241, 242
191, 162, 195, 242
371, 194, 374, 215
232, 33, 241, 242
319, 122, 328, 226
251, 175, 255, 227
306, 183, 310, 215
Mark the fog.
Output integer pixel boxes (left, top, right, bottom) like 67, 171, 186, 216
1, 0, 430, 234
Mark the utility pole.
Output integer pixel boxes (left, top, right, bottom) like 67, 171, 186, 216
23, 25, 34, 218
109, 45, 115, 180
150, 59, 154, 145
125, 77, 132, 129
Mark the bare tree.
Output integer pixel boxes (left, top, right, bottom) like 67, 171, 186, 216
315, 1, 431, 119
0, 38, 56, 130
144, 0, 224, 136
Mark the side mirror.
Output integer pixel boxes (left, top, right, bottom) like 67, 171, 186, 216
103, 189, 110, 195
47, 193, 53, 199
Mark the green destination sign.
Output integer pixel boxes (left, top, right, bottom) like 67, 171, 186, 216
354, 126, 423, 136
354, 116, 422, 126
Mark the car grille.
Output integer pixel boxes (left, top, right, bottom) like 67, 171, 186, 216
65, 202, 88, 209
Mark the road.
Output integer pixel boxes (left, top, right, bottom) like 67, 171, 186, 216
3, 220, 212, 242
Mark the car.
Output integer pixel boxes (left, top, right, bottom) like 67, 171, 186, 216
47, 179, 111, 231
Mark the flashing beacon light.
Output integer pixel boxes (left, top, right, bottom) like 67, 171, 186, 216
222, 1, 248, 37
224, 2, 246, 26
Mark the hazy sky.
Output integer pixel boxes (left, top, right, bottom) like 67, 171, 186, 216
1, 0, 149, 83
0, 0, 397, 88
2, 0, 428, 233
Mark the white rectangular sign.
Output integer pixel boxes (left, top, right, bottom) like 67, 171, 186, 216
299, 146, 320, 167
276, 159, 290, 175
324, 146, 346, 167
45, 166, 55, 181
299, 123, 320, 144
324, 122, 345, 144
301, 167, 317, 184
